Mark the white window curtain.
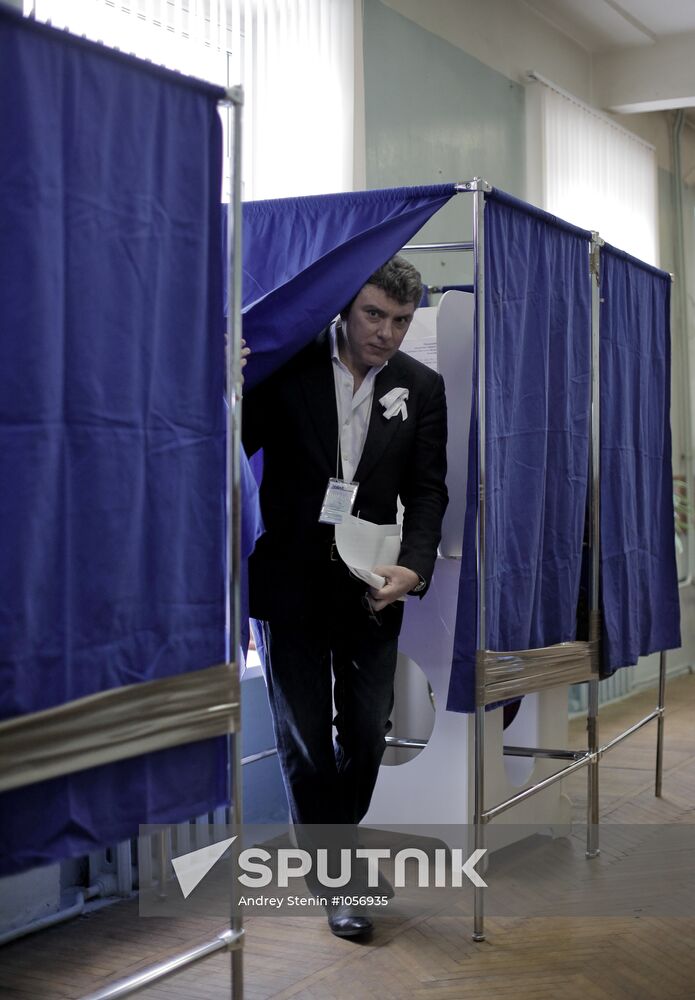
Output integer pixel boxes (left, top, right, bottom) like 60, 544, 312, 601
29, 1, 230, 83
526, 74, 658, 265
240, 0, 356, 200
26, 0, 359, 200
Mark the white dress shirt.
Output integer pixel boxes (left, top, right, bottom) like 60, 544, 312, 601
329, 321, 387, 483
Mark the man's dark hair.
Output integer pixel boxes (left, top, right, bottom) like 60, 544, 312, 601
342, 255, 423, 316
365, 254, 423, 306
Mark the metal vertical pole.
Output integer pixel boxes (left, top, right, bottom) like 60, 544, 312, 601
472, 179, 488, 942
586, 234, 602, 859
224, 88, 244, 998
157, 830, 169, 899
586, 679, 600, 856
655, 651, 667, 796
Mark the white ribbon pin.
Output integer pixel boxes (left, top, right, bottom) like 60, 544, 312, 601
379, 387, 409, 422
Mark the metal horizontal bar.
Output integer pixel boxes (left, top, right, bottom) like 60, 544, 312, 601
503, 745, 586, 760
81, 929, 242, 1000
244, 734, 435, 762
244, 737, 434, 761
483, 752, 593, 822
402, 241, 474, 253
385, 736, 428, 749
0, 663, 240, 793
242, 747, 277, 766
599, 709, 661, 756
485, 708, 663, 823
479, 641, 597, 704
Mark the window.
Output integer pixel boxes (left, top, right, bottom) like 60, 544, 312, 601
26, 0, 359, 200
527, 75, 695, 585
526, 73, 658, 264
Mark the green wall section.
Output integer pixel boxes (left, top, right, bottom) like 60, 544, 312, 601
658, 166, 676, 274
363, 1, 525, 193
660, 165, 695, 579
363, 0, 525, 282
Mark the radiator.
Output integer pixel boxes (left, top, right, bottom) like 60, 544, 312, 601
569, 668, 635, 714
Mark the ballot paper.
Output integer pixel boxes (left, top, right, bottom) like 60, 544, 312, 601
399, 306, 438, 372
334, 515, 402, 590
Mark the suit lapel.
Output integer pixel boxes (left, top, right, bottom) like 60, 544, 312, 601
354, 354, 409, 484
298, 333, 339, 474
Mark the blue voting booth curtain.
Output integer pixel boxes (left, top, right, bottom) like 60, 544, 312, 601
241, 185, 457, 390
0, 11, 228, 874
238, 183, 456, 671
600, 246, 680, 674
448, 190, 593, 712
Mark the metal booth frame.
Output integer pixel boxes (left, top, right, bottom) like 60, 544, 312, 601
6, 165, 671, 997
0, 87, 245, 999
403, 177, 670, 944
76, 87, 246, 1000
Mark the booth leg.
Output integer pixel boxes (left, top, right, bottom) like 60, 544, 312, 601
655, 651, 667, 797
231, 946, 243, 998
229, 731, 244, 998
157, 830, 169, 899
473, 705, 486, 942
586, 678, 600, 858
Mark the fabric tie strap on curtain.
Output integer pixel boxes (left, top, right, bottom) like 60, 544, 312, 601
241, 184, 457, 390
448, 188, 593, 713
0, 10, 229, 874
478, 641, 597, 706
599, 244, 680, 674
0, 664, 239, 795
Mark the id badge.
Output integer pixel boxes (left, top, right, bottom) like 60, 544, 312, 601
318, 478, 359, 525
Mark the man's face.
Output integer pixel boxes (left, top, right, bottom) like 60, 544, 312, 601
341, 284, 416, 375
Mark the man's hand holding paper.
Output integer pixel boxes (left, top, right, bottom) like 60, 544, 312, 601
367, 564, 419, 610
333, 514, 419, 610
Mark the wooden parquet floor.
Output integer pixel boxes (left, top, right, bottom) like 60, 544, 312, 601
2, 672, 694, 1000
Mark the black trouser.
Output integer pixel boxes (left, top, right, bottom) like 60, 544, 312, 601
262, 595, 399, 828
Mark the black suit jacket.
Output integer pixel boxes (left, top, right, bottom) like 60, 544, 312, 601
242, 331, 448, 624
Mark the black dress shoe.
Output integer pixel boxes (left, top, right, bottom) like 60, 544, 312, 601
326, 904, 374, 939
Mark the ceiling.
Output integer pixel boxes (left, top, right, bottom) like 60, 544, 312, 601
523, 0, 695, 53
522, 0, 695, 116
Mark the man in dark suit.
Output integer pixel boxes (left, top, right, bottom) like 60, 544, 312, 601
242, 256, 448, 937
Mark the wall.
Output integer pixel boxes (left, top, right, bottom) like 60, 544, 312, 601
611, 110, 672, 173
685, 181, 695, 481
657, 162, 688, 542
363, 0, 525, 287
364, 0, 525, 196
0, 867, 60, 937
378, 0, 592, 102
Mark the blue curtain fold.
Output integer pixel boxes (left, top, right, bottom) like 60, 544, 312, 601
237, 183, 456, 669
448, 190, 593, 712
240, 185, 457, 390
599, 246, 680, 674
0, 10, 228, 873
